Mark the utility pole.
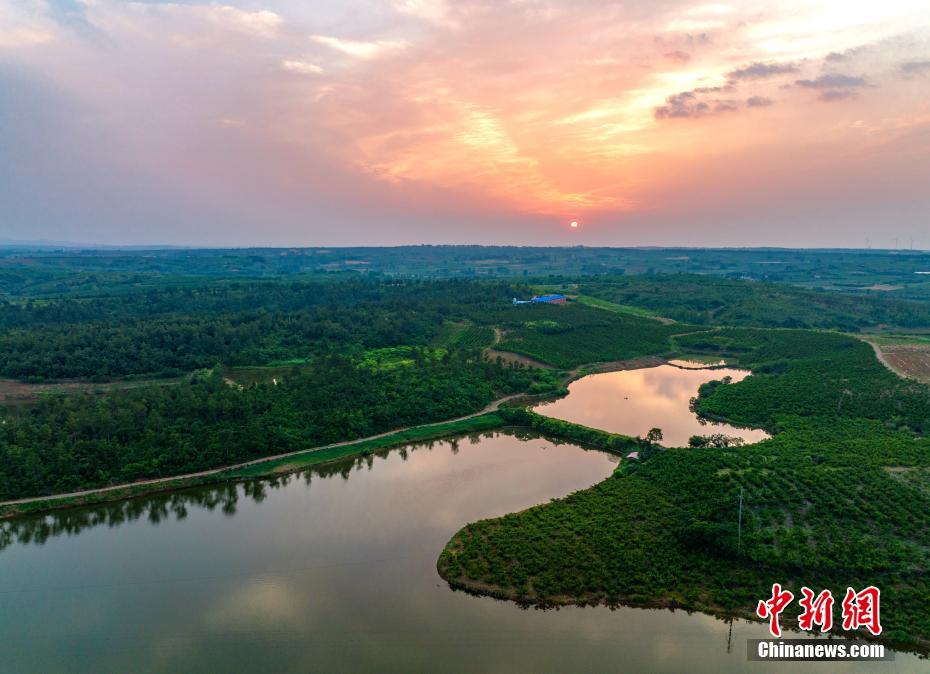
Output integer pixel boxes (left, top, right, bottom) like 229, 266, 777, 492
737, 486, 744, 555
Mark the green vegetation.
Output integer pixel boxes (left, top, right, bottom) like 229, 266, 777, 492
0, 354, 551, 500
681, 328, 930, 432
498, 407, 642, 455
572, 293, 668, 321
431, 321, 495, 350
0, 280, 518, 380
439, 327, 930, 649
0, 413, 507, 521
6, 250, 930, 650
5, 246, 930, 291
224, 412, 506, 478
479, 302, 686, 368
864, 333, 930, 347
581, 275, 930, 331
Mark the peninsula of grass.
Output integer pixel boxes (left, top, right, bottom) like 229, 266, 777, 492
438, 327, 930, 652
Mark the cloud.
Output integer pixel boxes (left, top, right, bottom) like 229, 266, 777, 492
714, 100, 739, 113
208, 7, 283, 38
795, 74, 869, 89
900, 60, 930, 76
746, 96, 773, 107
728, 61, 798, 81
794, 74, 870, 103
694, 85, 735, 94
824, 45, 865, 63
281, 59, 324, 75
2, 0, 929, 246
392, 0, 455, 26
663, 50, 691, 63
311, 35, 408, 59
0, 2, 55, 48
818, 89, 857, 102
654, 89, 739, 120
685, 33, 712, 48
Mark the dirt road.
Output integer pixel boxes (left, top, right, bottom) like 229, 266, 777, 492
0, 393, 525, 508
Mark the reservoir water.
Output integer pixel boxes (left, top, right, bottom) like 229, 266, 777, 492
0, 430, 920, 672
533, 364, 770, 447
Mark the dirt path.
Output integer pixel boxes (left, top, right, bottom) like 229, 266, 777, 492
485, 349, 552, 369
861, 338, 930, 382
863, 339, 904, 377
485, 327, 553, 369
0, 393, 526, 508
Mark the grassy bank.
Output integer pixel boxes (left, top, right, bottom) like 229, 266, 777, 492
224, 413, 507, 478
0, 413, 507, 520
0, 405, 643, 521
497, 406, 642, 455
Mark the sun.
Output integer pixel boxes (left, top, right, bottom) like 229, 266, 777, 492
570, 221, 579, 228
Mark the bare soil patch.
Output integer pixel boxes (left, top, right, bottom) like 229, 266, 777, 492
865, 339, 930, 383
485, 348, 552, 369
880, 347, 930, 383
863, 284, 903, 291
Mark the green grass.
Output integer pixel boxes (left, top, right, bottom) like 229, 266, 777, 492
264, 357, 313, 367
573, 294, 668, 321
862, 334, 930, 347
225, 412, 505, 478
0, 413, 507, 519
362, 346, 418, 369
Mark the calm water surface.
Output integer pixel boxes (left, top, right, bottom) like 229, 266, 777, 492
534, 364, 771, 447
0, 431, 920, 673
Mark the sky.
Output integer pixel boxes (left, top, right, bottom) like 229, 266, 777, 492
0, 0, 928, 247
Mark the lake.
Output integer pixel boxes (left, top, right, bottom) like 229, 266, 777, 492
0, 430, 920, 672
533, 364, 771, 447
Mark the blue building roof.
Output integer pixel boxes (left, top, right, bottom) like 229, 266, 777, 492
532, 294, 567, 302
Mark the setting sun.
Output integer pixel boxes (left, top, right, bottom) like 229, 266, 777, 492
570, 221, 579, 228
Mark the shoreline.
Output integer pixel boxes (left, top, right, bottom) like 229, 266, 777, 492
0, 411, 512, 520
438, 572, 930, 657
0, 354, 743, 519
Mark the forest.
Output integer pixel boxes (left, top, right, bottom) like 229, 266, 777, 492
578, 275, 930, 330
439, 325, 930, 648
4, 245, 930, 293
4, 251, 930, 650
0, 351, 552, 499
0, 280, 516, 379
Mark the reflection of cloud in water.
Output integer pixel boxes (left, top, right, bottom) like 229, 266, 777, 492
205, 576, 308, 631
0, 430, 923, 673
534, 365, 767, 448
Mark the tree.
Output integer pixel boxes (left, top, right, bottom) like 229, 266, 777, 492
646, 427, 663, 443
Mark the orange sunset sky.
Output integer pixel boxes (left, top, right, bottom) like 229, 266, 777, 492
1, 0, 928, 246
